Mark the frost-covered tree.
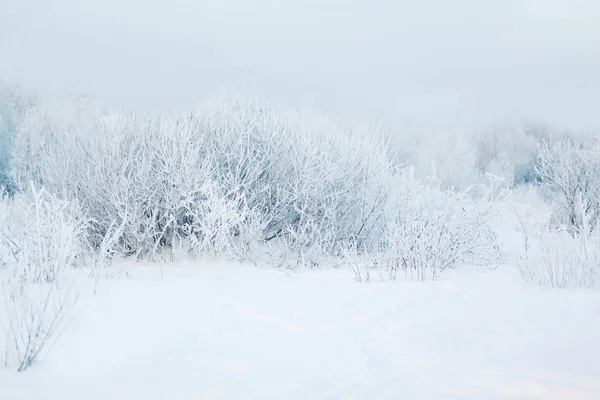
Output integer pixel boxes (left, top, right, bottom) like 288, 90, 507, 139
536, 136, 600, 231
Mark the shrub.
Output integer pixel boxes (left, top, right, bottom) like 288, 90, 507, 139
0, 184, 86, 371
518, 196, 600, 289
342, 172, 502, 282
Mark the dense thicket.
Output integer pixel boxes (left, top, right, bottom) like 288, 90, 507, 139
0, 87, 598, 281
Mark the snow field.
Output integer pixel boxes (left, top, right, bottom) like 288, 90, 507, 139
1, 262, 599, 400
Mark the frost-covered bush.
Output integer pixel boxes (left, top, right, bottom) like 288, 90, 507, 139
384, 173, 501, 281
518, 196, 600, 289
343, 171, 502, 282
0, 184, 86, 371
9, 95, 396, 263
535, 136, 600, 231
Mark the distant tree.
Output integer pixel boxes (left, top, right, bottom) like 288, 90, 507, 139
0, 82, 35, 194
475, 121, 548, 187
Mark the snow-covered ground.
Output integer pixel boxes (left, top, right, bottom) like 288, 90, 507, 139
1, 262, 599, 400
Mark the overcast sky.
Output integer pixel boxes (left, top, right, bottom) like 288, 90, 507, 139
2, 0, 600, 131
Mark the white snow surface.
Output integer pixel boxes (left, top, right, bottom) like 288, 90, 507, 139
1, 262, 600, 400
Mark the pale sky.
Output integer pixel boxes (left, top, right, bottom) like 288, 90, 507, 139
1, 0, 600, 130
